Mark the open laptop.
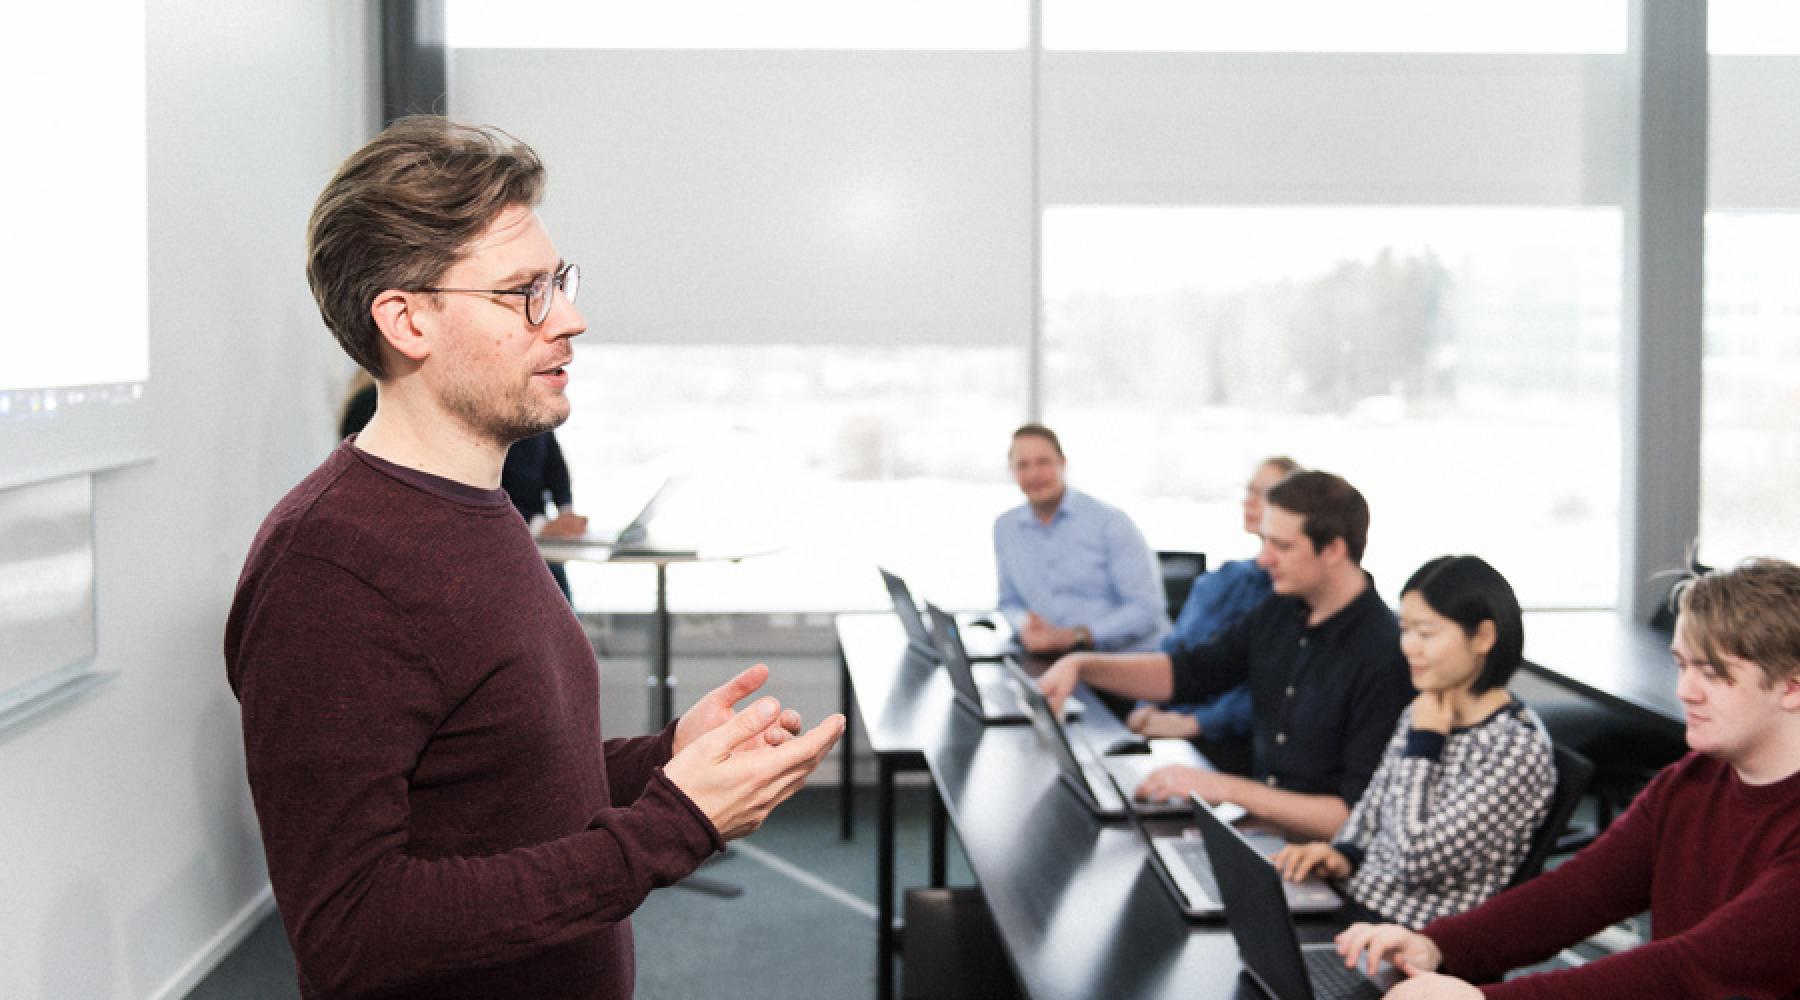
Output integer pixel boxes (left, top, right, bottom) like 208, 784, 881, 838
598, 478, 677, 549
543, 476, 696, 558
1125, 778, 1339, 919
1195, 796, 1390, 999
924, 603, 1040, 724
1000, 658, 1187, 819
878, 568, 1010, 661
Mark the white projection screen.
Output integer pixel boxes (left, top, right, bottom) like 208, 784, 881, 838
0, 2, 151, 490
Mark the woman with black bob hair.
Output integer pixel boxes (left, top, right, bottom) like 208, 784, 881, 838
1271, 555, 1556, 928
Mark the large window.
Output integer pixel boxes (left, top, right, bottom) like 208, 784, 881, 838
446, 0, 1025, 50
1043, 207, 1622, 607
1043, 0, 1623, 53
1702, 6, 1800, 565
1700, 215, 1800, 565
445, 6, 1697, 614
556, 345, 1024, 611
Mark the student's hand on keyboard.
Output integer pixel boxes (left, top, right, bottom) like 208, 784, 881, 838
1272, 842, 1352, 882
1133, 764, 1229, 805
1334, 923, 1441, 980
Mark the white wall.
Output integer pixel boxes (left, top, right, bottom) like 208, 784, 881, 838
0, 3, 375, 998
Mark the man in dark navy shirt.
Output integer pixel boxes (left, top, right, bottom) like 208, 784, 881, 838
1038, 470, 1411, 840
503, 429, 584, 600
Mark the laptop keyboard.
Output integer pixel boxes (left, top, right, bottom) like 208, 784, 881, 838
1303, 948, 1384, 1000
978, 681, 1026, 716
1167, 837, 1222, 902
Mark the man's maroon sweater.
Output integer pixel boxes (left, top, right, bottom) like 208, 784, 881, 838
225, 441, 720, 999
1425, 752, 1800, 998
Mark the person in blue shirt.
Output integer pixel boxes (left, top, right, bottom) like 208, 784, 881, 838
994, 423, 1169, 655
1127, 456, 1301, 749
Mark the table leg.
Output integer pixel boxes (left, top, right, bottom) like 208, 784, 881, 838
653, 560, 673, 728
929, 786, 947, 888
652, 558, 743, 900
877, 755, 895, 1000
839, 647, 855, 841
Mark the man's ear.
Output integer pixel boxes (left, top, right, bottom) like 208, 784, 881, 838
1778, 675, 1800, 714
370, 290, 434, 364
1320, 534, 1349, 567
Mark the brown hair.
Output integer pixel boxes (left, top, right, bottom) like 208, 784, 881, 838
306, 116, 546, 378
1010, 423, 1064, 459
1264, 470, 1369, 564
1672, 558, 1800, 687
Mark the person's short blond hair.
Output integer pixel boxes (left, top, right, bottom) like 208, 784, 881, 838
1672, 558, 1800, 687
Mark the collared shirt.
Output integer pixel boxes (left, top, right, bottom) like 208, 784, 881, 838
1169, 576, 1413, 805
993, 488, 1170, 652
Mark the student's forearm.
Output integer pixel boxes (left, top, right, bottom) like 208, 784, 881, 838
1228, 781, 1349, 842
1077, 652, 1175, 702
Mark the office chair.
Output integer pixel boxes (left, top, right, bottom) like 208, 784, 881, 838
1155, 550, 1207, 622
1543, 568, 1699, 852
1508, 742, 1595, 887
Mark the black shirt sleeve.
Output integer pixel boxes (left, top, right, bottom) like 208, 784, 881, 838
1168, 599, 1263, 704
544, 432, 573, 510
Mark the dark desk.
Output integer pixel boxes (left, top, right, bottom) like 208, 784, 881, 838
1521, 610, 1682, 736
925, 705, 1341, 1000
837, 613, 1220, 1000
835, 613, 959, 1000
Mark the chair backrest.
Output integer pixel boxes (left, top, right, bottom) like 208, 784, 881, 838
1156, 550, 1207, 621
1508, 741, 1595, 888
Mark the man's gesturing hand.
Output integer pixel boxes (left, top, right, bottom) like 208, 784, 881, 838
673, 663, 802, 757
663, 697, 845, 841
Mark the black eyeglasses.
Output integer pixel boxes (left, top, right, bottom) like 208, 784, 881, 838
419, 261, 580, 326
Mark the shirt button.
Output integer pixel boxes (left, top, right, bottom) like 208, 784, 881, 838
1285, 686, 1296, 697
1265, 776, 1279, 787
1276, 732, 1287, 745
1298, 637, 1309, 648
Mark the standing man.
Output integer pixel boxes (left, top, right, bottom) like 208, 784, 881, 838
1337, 558, 1800, 999
225, 117, 841, 1000
1037, 471, 1412, 840
995, 423, 1169, 655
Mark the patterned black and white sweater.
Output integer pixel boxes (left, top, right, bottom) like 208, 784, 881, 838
1332, 700, 1555, 929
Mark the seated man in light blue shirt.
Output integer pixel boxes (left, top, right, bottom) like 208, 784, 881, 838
994, 423, 1169, 655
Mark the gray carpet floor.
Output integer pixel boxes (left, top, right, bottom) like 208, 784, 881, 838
187, 783, 964, 999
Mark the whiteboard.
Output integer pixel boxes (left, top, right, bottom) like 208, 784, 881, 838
0, 475, 97, 720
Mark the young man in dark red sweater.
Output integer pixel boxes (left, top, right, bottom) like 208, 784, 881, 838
225, 117, 843, 999
1336, 558, 1800, 999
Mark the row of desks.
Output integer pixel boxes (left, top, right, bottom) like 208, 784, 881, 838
838, 608, 1685, 1000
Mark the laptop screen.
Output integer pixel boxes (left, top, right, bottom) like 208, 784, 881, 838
1002, 659, 1091, 787
879, 568, 934, 650
1194, 797, 1316, 1000
614, 477, 674, 546
924, 603, 984, 708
